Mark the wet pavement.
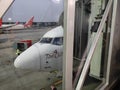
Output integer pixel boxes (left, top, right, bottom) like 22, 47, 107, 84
0, 27, 62, 90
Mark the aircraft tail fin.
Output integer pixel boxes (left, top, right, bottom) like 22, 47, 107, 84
24, 16, 34, 28
0, 18, 2, 27
15, 21, 19, 25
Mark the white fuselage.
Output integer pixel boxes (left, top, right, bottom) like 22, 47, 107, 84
14, 26, 63, 71
0, 24, 16, 29
5, 24, 25, 30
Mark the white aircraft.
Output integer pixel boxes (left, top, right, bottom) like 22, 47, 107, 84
0, 16, 34, 30
14, 26, 63, 71
0, 18, 18, 29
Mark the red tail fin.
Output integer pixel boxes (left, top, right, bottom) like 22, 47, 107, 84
0, 18, 2, 27
24, 16, 34, 28
15, 21, 19, 25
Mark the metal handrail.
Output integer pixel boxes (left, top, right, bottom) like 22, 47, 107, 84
76, 0, 113, 89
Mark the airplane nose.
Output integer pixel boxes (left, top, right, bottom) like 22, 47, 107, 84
14, 44, 41, 70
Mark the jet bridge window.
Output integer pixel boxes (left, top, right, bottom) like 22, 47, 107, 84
52, 37, 63, 45
40, 38, 53, 44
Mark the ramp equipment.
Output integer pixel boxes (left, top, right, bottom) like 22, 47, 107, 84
13, 40, 32, 55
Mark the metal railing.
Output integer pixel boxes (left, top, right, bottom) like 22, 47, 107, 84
76, 0, 113, 89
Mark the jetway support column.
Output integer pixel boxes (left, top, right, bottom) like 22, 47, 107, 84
62, 0, 75, 90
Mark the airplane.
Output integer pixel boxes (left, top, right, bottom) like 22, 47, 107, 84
0, 16, 34, 30
14, 26, 63, 72
0, 18, 19, 29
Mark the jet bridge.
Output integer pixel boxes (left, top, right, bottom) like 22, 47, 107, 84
64, 0, 120, 90
0, 0, 14, 18
74, 0, 120, 89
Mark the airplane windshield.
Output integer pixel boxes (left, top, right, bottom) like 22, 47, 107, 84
40, 38, 53, 44
52, 37, 63, 45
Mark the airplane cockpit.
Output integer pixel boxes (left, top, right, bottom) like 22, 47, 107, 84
40, 38, 53, 44
52, 37, 63, 46
40, 37, 63, 45
14, 26, 63, 71
39, 26, 63, 46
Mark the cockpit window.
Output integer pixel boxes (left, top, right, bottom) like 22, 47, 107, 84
40, 38, 53, 44
52, 37, 63, 45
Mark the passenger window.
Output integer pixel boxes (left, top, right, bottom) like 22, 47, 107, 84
52, 37, 63, 45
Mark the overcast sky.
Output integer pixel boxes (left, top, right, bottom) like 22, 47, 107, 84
3, 0, 63, 22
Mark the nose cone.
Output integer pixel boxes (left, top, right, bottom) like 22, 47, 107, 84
14, 44, 41, 70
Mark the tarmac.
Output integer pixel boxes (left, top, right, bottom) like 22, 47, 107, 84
0, 27, 62, 90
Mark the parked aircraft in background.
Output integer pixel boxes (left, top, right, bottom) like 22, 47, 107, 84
14, 26, 63, 71
0, 16, 34, 30
0, 18, 18, 29
0, 18, 2, 27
